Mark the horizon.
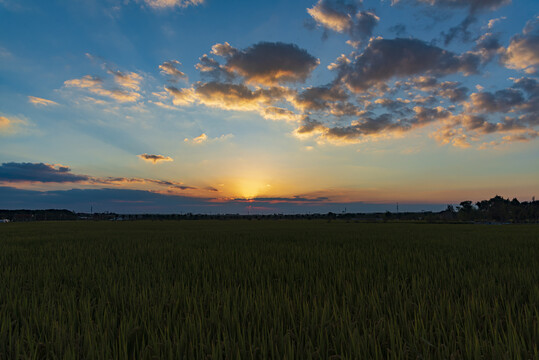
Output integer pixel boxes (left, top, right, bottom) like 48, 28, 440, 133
1, 0, 538, 213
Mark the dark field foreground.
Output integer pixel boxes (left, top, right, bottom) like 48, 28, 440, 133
0, 221, 538, 359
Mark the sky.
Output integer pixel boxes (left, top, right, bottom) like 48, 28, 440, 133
0, 0, 538, 214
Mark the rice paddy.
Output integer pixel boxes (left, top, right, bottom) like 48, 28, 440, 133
0, 220, 538, 359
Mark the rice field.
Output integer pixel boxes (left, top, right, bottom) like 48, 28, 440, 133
0, 220, 538, 359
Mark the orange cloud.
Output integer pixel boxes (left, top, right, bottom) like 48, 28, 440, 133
159, 60, 187, 82
64, 74, 142, 103
28, 96, 59, 107
0, 115, 28, 135
109, 70, 142, 91
183, 133, 233, 144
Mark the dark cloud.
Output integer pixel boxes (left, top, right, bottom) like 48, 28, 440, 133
374, 98, 414, 116
400, 0, 511, 12
413, 106, 451, 125
335, 37, 481, 92
237, 196, 329, 203
512, 77, 539, 96
195, 54, 235, 81
389, 24, 407, 36
442, 15, 476, 45
0, 186, 447, 214
456, 114, 530, 134
469, 89, 525, 113
328, 114, 394, 139
293, 85, 359, 116
137, 154, 173, 163
296, 106, 451, 143
307, 0, 380, 41
295, 117, 327, 135
474, 32, 503, 62
0, 162, 89, 183
397, 77, 469, 103
214, 42, 319, 85
436, 82, 469, 103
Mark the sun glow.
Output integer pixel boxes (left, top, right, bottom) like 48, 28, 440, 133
235, 179, 271, 199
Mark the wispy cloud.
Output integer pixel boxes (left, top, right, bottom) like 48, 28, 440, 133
144, 0, 204, 9
109, 70, 142, 91
0, 115, 28, 136
64, 75, 142, 103
183, 133, 233, 144
28, 96, 58, 107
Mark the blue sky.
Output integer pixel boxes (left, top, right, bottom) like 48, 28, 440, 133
1, 0, 538, 213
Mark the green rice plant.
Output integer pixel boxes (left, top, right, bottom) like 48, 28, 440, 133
0, 221, 537, 359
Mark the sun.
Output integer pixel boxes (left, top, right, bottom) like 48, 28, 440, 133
235, 179, 271, 199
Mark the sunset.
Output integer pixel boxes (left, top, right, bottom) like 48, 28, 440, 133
1, 0, 537, 213
1, 1, 538, 358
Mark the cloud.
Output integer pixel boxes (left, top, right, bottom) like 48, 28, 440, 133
397, 77, 469, 103
479, 131, 538, 148
137, 153, 174, 163
166, 82, 294, 116
512, 76, 539, 97
188, 133, 207, 143
474, 32, 504, 62
238, 196, 329, 203
0, 115, 28, 135
394, 0, 511, 12
211, 41, 319, 86
442, 15, 476, 45
183, 133, 234, 144
64, 75, 142, 103
334, 37, 481, 92
164, 86, 196, 105
0, 186, 450, 214
159, 60, 187, 82
0, 162, 89, 183
294, 106, 451, 144
486, 16, 506, 29
195, 54, 235, 81
109, 70, 142, 91
389, 24, 406, 36
28, 96, 58, 107
293, 117, 328, 138
0, 162, 214, 199
260, 107, 303, 122
430, 127, 472, 148
144, 0, 203, 9
307, 0, 380, 41
436, 82, 469, 103
468, 89, 525, 113
501, 17, 539, 74
293, 85, 358, 116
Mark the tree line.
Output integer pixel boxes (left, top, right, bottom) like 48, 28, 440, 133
0, 196, 537, 223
